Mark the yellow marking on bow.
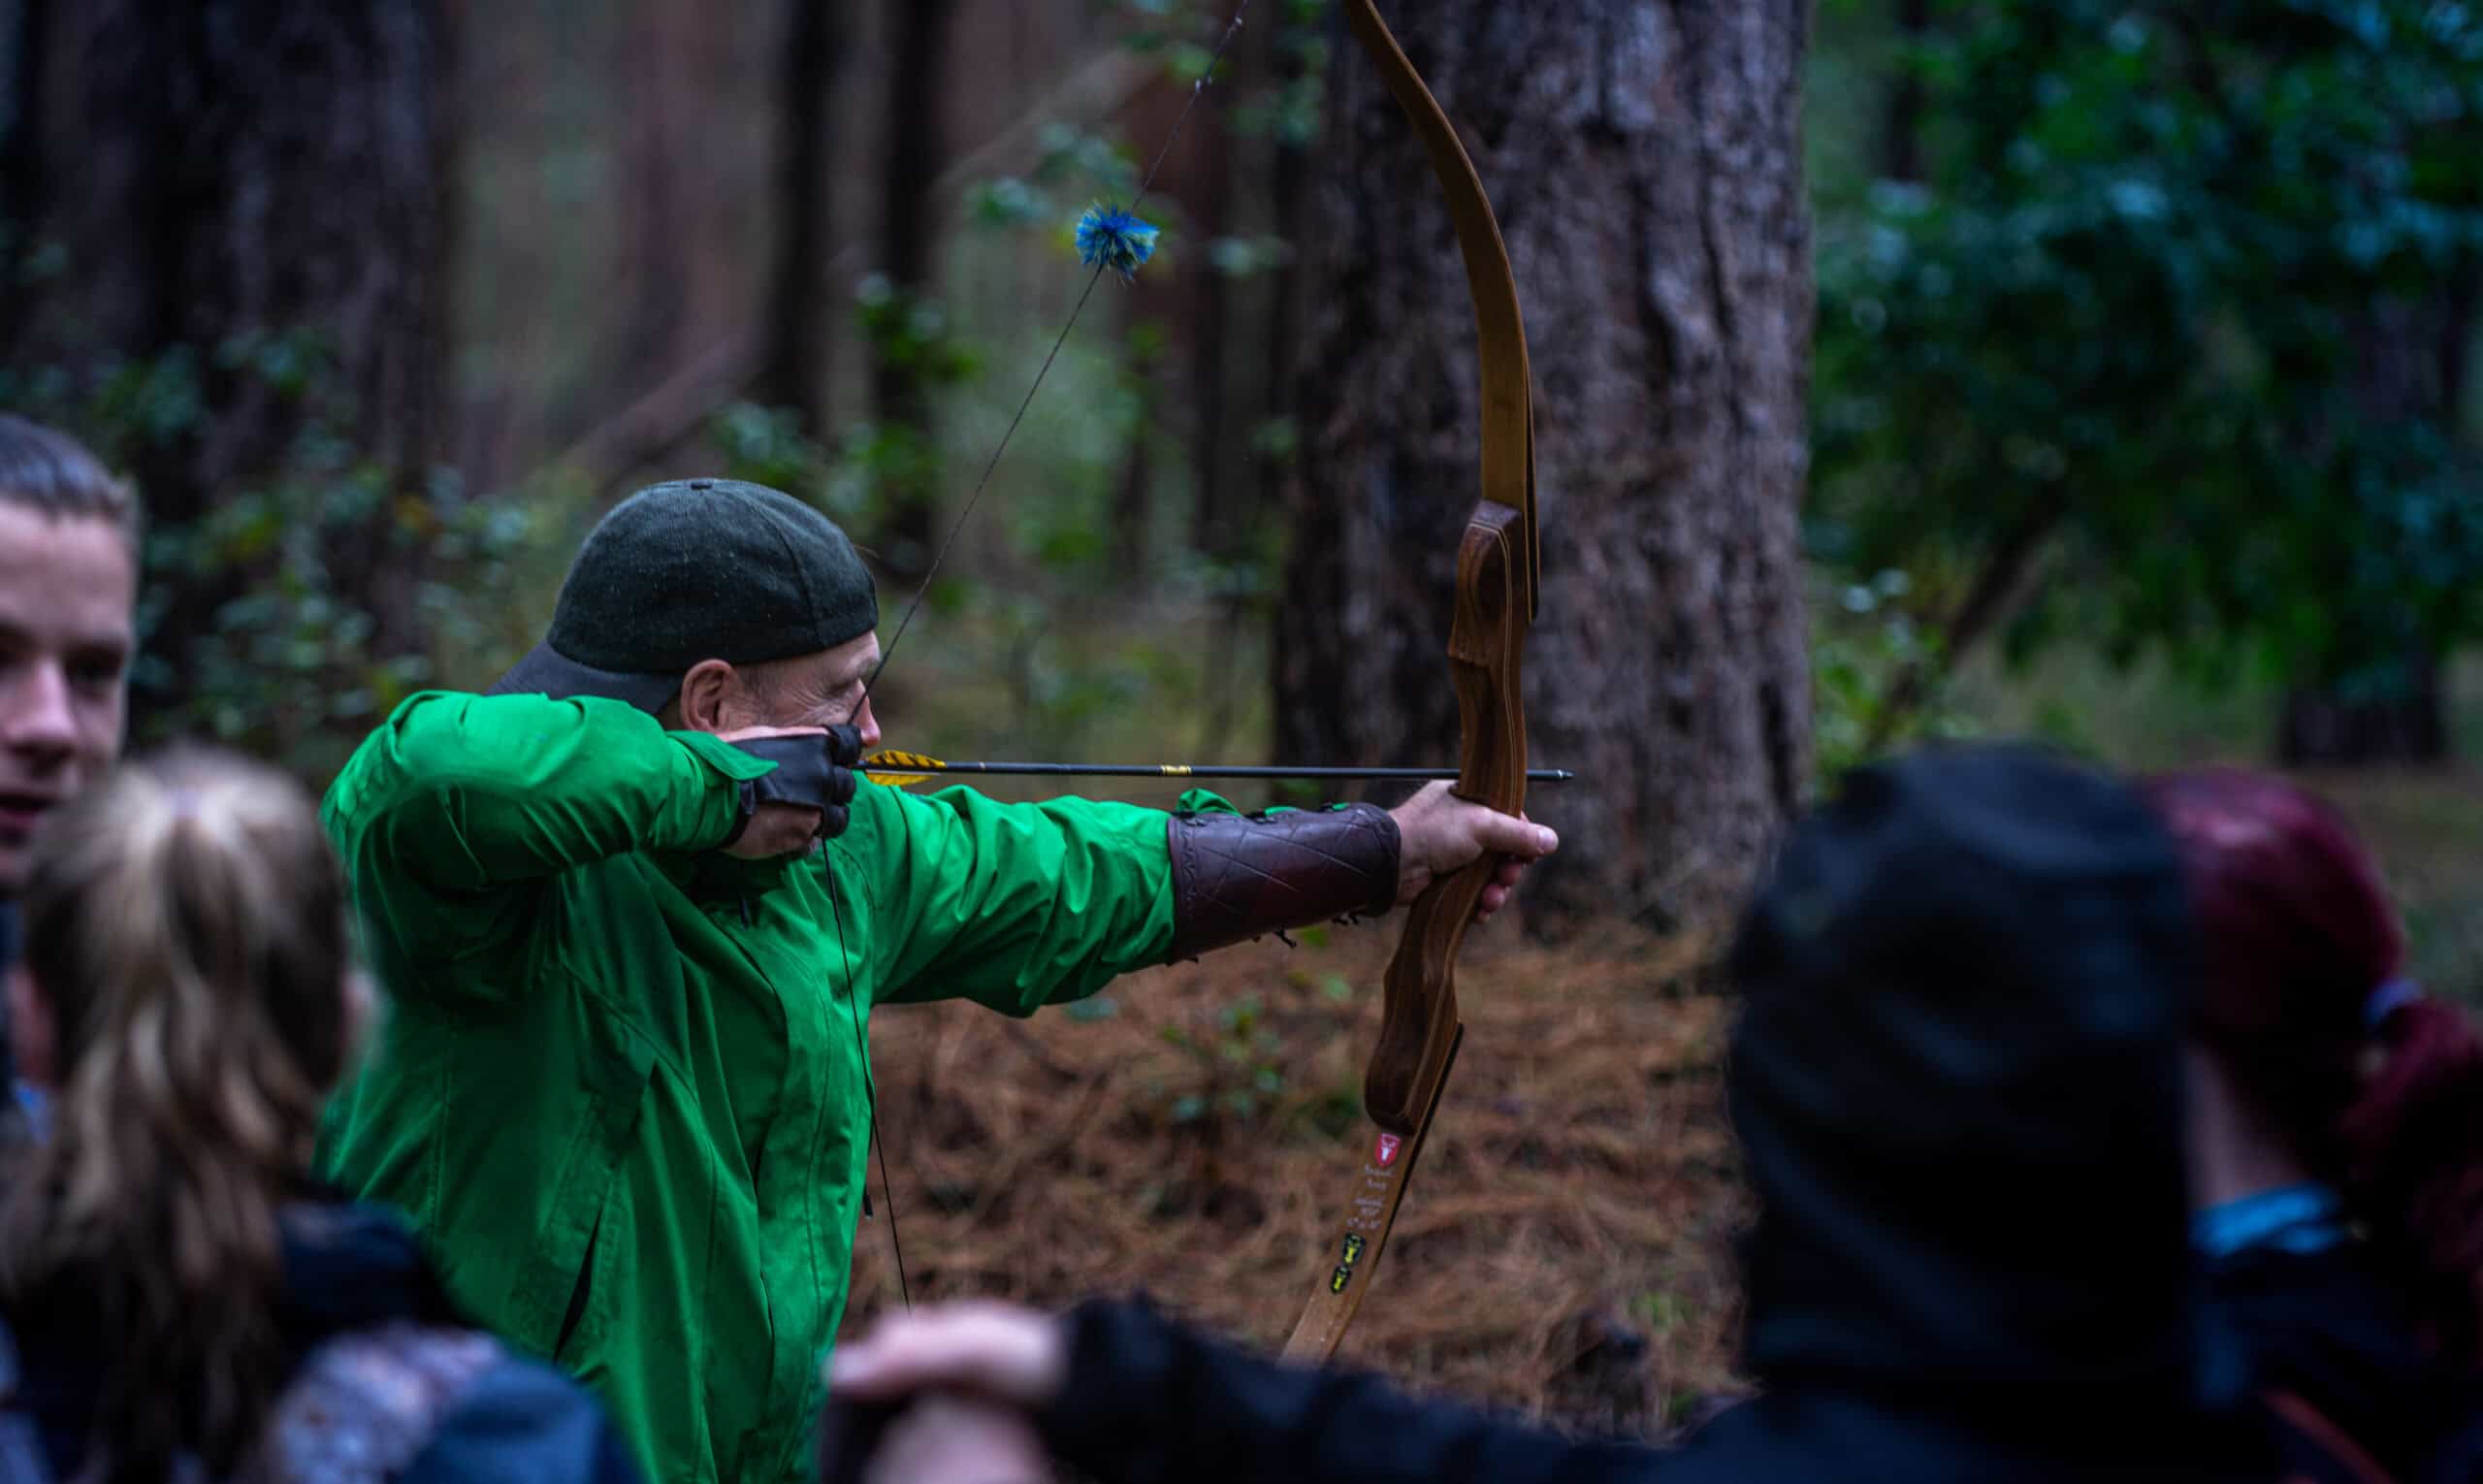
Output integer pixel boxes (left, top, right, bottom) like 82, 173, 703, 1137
858, 750, 946, 790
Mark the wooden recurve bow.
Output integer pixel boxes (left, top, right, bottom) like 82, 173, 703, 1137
1282, 0, 1539, 1363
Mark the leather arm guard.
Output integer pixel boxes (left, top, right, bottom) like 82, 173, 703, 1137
1165, 803, 1402, 961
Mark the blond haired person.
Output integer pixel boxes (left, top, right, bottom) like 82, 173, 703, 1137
0, 750, 644, 1483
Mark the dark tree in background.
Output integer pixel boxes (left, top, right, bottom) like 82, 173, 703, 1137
1188, 4, 1323, 745
2273, 274, 2478, 764
1277, 0, 1814, 934
0, 0, 54, 354
872, 0, 957, 576
755, 0, 842, 433
58, 0, 452, 729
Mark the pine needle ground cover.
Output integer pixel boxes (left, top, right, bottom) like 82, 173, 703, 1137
840, 926, 1746, 1438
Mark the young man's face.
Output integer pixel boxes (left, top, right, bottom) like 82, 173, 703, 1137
0, 503, 136, 895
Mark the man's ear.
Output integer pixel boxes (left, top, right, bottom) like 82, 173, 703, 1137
8, 964, 55, 1089
676, 659, 741, 733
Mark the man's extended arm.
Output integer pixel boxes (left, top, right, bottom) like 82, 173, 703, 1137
851, 789, 1400, 1017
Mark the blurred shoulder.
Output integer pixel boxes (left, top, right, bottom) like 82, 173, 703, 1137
248, 1324, 641, 1484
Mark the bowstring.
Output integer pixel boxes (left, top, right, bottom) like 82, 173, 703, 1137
837, 0, 1256, 1313
826, 867, 911, 1308
862, 0, 1256, 700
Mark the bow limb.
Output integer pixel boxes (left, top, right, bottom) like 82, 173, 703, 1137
1282, 0, 1537, 1364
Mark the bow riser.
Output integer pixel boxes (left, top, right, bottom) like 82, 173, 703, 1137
1363, 506, 1530, 1133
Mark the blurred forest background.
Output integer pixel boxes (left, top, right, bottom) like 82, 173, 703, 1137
5, 0, 2482, 1434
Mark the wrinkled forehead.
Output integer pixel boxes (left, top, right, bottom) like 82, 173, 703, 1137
764, 630, 881, 696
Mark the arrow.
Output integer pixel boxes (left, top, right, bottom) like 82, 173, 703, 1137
856, 751, 1577, 789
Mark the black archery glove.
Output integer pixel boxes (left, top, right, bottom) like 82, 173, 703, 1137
722, 725, 864, 847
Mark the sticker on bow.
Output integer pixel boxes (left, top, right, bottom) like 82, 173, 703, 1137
1372, 1133, 1403, 1168
1327, 1233, 1369, 1294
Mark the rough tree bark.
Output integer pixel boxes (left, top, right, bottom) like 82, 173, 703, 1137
754, 0, 841, 431
77, 0, 450, 725
1276, 0, 1813, 935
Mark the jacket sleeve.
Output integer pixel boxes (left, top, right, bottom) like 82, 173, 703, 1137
840, 784, 1179, 1016
1034, 1297, 1666, 1484
400, 1358, 649, 1484
324, 692, 777, 972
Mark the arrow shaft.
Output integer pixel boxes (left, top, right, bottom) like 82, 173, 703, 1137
857, 761, 1575, 783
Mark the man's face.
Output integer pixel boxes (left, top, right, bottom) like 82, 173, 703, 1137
737, 630, 883, 747
0, 504, 136, 894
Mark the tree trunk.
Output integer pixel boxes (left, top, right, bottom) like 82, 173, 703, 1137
1201, 9, 1318, 750
2278, 661, 2447, 767
2277, 289, 2475, 767
1255, 16, 1312, 525
872, 0, 955, 577
611, 0, 690, 396
1275, 0, 1813, 936
1186, 64, 1242, 565
79, 0, 450, 728
0, 0, 55, 357
1879, 0, 1928, 183
754, 0, 840, 432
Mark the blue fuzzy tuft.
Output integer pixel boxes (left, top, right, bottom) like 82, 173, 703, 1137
1075, 204, 1160, 282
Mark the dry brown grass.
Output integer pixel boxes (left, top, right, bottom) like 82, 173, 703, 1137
838, 920, 1749, 1436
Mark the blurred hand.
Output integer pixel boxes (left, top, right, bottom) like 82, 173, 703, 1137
828, 1302, 1071, 1413
718, 725, 862, 856
1387, 781, 1558, 921
861, 1394, 1054, 1484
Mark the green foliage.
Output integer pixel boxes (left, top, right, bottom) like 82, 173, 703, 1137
964, 122, 1145, 242
842, 0, 1329, 782
734, 272, 992, 576
706, 401, 832, 504
2, 339, 582, 782
1227, 0, 1335, 151
706, 387, 986, 643
1160, 992, 1289, 1124
1813, 0, 2483, 739
1809, 567, 1982, 783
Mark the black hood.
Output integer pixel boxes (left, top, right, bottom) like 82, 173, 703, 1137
1725, 744, 2200, 1421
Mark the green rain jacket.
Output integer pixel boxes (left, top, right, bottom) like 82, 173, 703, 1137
314, 692, 1182, 1483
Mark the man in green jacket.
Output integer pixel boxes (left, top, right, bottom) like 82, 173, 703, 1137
315, 478, 1556, 1484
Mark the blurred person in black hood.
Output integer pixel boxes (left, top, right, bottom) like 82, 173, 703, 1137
813, 744, 2296, 1484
